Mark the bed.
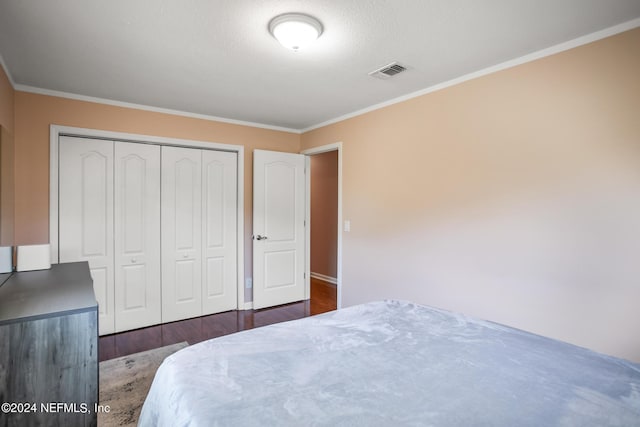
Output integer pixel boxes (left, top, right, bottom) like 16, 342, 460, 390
138, 300, 640, 426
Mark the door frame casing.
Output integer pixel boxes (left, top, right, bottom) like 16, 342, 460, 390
49, 124, 247, 309
301, 142, 343, 309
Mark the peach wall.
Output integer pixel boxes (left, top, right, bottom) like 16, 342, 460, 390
0, 126, 15, 246
301, 28, 640, 362
0, 64, 13, 132
13, 92, 300, 284
0, 64, 15, 245
310, 151, 338, 279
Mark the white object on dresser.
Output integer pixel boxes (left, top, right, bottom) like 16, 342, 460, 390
0, 246, 12, 273
16, 244, 51, 272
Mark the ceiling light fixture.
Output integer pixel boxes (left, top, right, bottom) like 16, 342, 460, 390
269, 13, 323, 52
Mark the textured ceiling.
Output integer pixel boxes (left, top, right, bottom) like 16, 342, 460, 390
1, 0, 639, 131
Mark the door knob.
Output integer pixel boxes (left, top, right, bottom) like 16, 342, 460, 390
131, 258, 136, 263
255, 235, 268, 241
183, 253, 189, 258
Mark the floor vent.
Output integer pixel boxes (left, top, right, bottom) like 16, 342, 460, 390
369, 62, 407, 79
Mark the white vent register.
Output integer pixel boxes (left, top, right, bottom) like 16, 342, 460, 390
369, 62, 407, 79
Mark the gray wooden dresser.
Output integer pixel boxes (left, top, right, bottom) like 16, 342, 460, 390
0, 262, 98, 427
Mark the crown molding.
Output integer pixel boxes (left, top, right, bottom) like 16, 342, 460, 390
3, 16, 639, 135
301, 17, 640, 133
14, 84, 301, 134
0, 52, 16, 88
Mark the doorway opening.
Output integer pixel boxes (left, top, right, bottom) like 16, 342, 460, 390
303, 143, 342, 313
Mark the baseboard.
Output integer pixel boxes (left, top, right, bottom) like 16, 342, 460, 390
310, 272, 337, 285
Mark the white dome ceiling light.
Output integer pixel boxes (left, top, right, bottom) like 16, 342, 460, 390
268, 13, 323, 52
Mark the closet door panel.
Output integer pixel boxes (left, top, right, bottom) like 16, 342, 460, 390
162, 146, 202, 322
202, 150, 238, 314
114, 141, 161, 332
59, 136, 115, 335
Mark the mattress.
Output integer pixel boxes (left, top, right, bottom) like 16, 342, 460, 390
138, 300, 640, 426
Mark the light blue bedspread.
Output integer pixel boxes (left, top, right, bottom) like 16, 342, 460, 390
138, 300, 640, 426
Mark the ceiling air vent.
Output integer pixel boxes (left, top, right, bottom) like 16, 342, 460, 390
369, 62, 407, 79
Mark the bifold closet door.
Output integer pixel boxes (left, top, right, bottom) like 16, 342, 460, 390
60, 139, 238, 330
161, 146, 203, 322
162, 146, 238, 322
59, 136, 115, 335
202, 150, 237, 315
114, 141, 161, 332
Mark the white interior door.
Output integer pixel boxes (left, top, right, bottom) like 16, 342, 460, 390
114, 141, 161, 332
202, 150, 238, 314
253, 149, 306, 309
59, 136, 115, 335
161, 146, 202, 322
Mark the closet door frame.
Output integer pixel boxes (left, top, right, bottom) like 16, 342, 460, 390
49, 125, 248, 310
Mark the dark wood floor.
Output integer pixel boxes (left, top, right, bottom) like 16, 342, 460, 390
99, 278, 337, 361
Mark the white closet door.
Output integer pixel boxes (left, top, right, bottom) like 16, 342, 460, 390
114, 141, 161, 332
59, 136, 115, 335
202, 150, 238, 315
162, 146, 203, 322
